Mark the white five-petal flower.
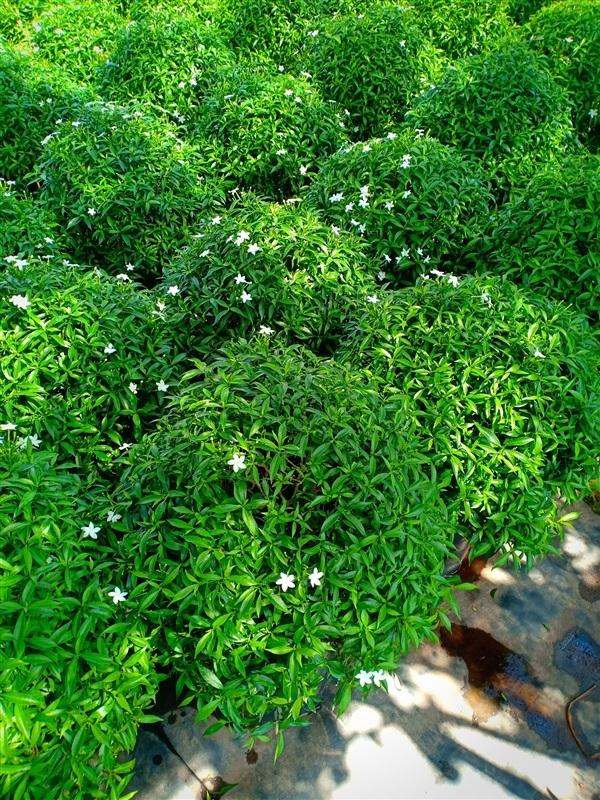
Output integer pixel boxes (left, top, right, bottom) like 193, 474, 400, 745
107, 510, 122, 522
0, 422, 17, 431
259, 325, 274, 334
367, 294, 378, 304
157, 380, 169, 392
108, 587, 127, 604
167, 285, 180, 296
356, 669, 373, 687
87, 207, 96, 216
248, 243, 260, 255
534, 348, 546, 358
241, 290, 252, 303
308, 567, 324, 587
128, 382, 138, 394
81, 522, 101, 540
228, 453, 247, 472
9, 295, 31, 309
371, 669, 387, 687
276, 572, 296, 592
104, 343, 116, 354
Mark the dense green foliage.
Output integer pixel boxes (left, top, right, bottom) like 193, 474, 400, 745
527, 0, 600, 146
1, 0, 600, 796
406, 39, 576, 190
304, 131, 492, 279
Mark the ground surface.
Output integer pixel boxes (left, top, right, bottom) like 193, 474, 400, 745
127, 501, 600, 800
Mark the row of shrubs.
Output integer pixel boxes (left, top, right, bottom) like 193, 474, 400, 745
1, 0, 599, 797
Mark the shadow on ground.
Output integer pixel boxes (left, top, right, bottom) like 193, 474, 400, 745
127, 501, 600, 800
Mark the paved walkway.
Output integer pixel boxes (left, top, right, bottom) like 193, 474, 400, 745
127, 501, 600, 800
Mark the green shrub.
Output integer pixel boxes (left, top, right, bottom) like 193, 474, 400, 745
304, 131, 492, 281
308, 5, 446, 139
196, 67, 349, 198
0, 257, 188, 470
97, 10, 234, 124
477, 155, 600, 317
0, 444, 160, 799
338, 274, 600, 561
0, 186, 63, 260
36, 101, 220, 278
109, 340, 464, 742
527, 0, 600, 145
27, 1, 123, 83
0, 47, 95, 181
0, 1, 23, 42
406, 39, 576, 191
163, 194, 378, 356
410, 0, 514, 60
505, 0, 555, 25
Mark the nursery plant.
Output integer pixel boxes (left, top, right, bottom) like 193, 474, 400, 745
406, 38, 577, 192
0, 257, 189, 470
36, 101, 221, 279
474, 154, 600, 318
107, 340, 466, 745
307, 4, 446, 140
0, 186, 63, 260
195, 66, 349, 199
162, 193, 379, 356
304, 130, 492, 280
527, 0, 600, 146
0, 47, 95, 181
25, 0, 123, 83
338, 274, 600, 562
0, 444, 162, 800
96, 9, 234, 127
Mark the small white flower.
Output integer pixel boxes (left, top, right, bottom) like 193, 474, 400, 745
350, 218, 359, 226
228, 453, 247, 472
589, 109, 598, 119
385, 201, 394, 210
402, 190, 412, 199
125, 262, 135, 271
107, 510, 122, 523
278, 65, 284, 72
371, 669, 387, 687
167, 285, 180, 296
308, 567, 324, 587
294, 96, 303, 103
259, 325, 274, 335
178, 81, 186, 88
377, 272, 387, 282
115, 273, 130, 281
72, 121, 82, 127
0, 423, 17, 431
399, 40, 406, 47
248, 243, 261, 255
199, 249, 210, 258
329, 192, 343, 203
416, 248, 423, 256
344, 202, 354, 212
423, 256, 431, 264
211, 215, 222, 225
128, 382, 138, 394
362, 145, 372, 152
235, 230, 251, 246
276, 148, 287, 155
235, 273, 250, 285
87, 208, 96, 216
241, 290, 252, 303
430, 268, 444, 276
104, 343, 116, 354
284, 89, 294, 97
9, 295, 31, 309
358, 224, 366, 233
534, 348, 546, 358
401, 248, 410, 258
565, 37, 573, 43
367, 294, 378, 304
386, 132, 397, 140
447, 275, 460, 287
157, 380, 169, 392
157, 300, 167, 311
276, 572, 296, 591
308, 29, 318, 37
481, 292, 492, 307
108, 587, 127, 604
119, 442, 132, 451
299, 165, 308, 175
383, 254, 392, 264
301, 71, 312, 79
17, 434, 41, 449
44, 237, 54, 244
415, 129, 425, 139
331, 225, 340, 235
356, 669, 373, 687
81, 522, 101, 540
358, 198, 369, 209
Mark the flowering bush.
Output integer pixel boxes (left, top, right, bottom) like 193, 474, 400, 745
163, 194, 378, 355
96, 10, 234, 125
307, 5, 446, 139
506, 0, 555, 25
109, 340, 465, 744
195, 67, 349, 198
0, 445, 161, 800
36, 102, 220, 278
527, 0, 600, 146
26, 0, 123, 83
339, 275, 600, 562
0, 258, 188, 469
410, 0, 515, 59
406, 39, 577, 191
477, 154, 600, 317
304, 131, 492, 281
0, 47, 95, 180
0, 187, 63, 260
